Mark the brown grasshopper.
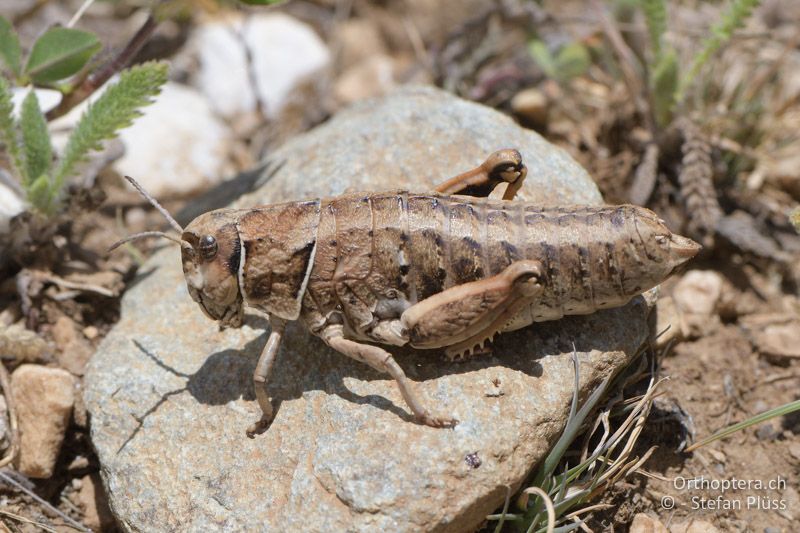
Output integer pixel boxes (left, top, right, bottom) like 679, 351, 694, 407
115, 149, 700, 437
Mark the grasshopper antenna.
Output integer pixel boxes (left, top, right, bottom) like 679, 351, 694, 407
109, 175, 185, 253
123, 175, 183, 234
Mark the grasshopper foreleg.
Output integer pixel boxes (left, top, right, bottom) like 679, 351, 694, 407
320, 325, 458, 428
246, 316, 286, 438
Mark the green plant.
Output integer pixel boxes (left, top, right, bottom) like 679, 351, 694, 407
487, 350, 661, 532
791, 208, 800, 233
640, 0, 762, 126
0, 61, 167, 215
0, 16, 100, 87
529, 40, 591, 85
686, 399, 800, 453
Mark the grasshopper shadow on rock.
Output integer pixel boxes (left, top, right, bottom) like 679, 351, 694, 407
112, 149, 699, 437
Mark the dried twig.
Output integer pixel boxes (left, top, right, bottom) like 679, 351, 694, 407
0, 471, 91, 532
34, 271, 117, 298
629, 143, 660, 205
0, 360, 18, 469
0, 510, 58, 533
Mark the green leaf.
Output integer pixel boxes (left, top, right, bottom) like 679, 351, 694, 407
0, 16, 21, 76
640, 0, 667, 59
24, 27, 101, 84
20, 91, 52, 187
529, 40, 557, 79
55, 61, 168, 190
26, 173, 53, 213
0, 75, 24, 180
650, 49, 679, 126
554, 42, 591, 82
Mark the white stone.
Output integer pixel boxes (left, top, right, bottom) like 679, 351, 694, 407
11, 87, 62, 116
193, 17, 257, 119
0, 182, 25, 234
242, 13, 330, 118
115, 81, 234, 197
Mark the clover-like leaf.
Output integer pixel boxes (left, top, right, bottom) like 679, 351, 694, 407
529, 40, 557, 80
0, 16, 21, 76
24, 27, 101, 84
554, 42, 590, 82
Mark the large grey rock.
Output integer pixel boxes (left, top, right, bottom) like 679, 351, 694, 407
85, 86, 650, 532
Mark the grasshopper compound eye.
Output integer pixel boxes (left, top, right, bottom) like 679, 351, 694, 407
199, 235, 218, 261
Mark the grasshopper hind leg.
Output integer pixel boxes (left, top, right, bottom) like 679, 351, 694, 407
401, 260, 543, 360
434, 149, 527, 200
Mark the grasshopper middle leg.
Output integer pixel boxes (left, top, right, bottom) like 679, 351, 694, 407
320, 325, 458, 428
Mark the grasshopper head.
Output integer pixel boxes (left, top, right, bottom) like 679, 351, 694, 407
181, 210, 244, 328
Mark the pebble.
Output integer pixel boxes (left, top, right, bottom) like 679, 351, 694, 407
0, 182, 25, 236
51, 316, 93, 376
11, 364, 75, 478
0, 323, 52, 365
510, 88, 549, 128
629, 513, 668, 533
672, 270, 724, 336
77, 473, 115, 531
192, 13, 330, 120
115, 81, 235, 197
334, 55, 397, 105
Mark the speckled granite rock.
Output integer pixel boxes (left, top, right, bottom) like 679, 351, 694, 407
85, 86, 651, 532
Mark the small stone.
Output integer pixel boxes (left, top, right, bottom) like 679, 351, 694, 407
464, 452, 481, 469
82, 326, 99, 340
115, 81, 235, 197
334, 55, 397, 105
67, 455, 90, 472
12, 365, 75, 478
744, 314, 800, 359
190, 13, 330, 120
51, 316, 93, 376
192, 15, 257, 119
243, 14, 330, 119
0, 323, 52, 365
782, 487, 799, 520
510, 88, 549, 128
672, 270, 724, 337
334, 19, 387, 70
788, 442, 800, 462
0, 182, 25, 236
706, 448, 726, 463
756, 422, 778, 441
654, 296, 682, 348
629, 513, 668, 533
78, 473, 115, 531
688, 521, 720, 533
